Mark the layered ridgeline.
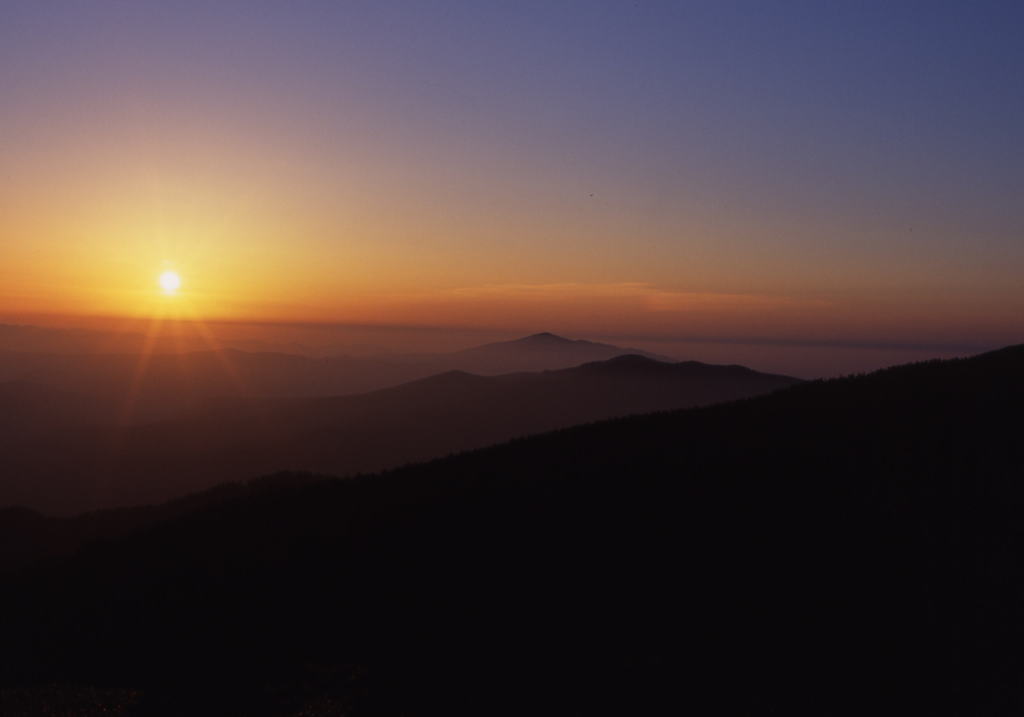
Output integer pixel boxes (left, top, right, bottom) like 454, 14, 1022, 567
0, 354, 797, 512
0, 331, 670, 425
1, 346, 1021, 715
0, 325, 666, 370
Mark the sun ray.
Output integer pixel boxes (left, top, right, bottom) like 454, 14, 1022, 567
179, 303, 249, 397
116, 306, 168, 430
178, 302, 283, 441
91, 303, 170, 508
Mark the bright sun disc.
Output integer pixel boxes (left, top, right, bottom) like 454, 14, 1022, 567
159, 270, 181, 294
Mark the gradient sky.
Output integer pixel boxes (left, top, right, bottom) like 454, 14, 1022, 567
3, 1, 1023, 354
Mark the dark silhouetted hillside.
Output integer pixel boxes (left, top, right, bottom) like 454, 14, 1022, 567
0, 472, 326, 571
0, 355, 796, 512
0, 345, 1022, 714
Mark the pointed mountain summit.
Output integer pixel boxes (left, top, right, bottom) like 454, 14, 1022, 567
517, 331, 576, 343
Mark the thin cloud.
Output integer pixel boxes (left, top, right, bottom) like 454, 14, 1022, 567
438, 282, 819, 313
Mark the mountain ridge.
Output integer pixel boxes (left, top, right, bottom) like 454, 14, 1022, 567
0, 353, 798, 513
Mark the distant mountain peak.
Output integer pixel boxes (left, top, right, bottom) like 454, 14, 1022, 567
519, 332, 573, 343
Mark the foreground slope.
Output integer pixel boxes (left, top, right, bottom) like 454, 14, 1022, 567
2, 355, 796, 512
1, 346, 1022, 714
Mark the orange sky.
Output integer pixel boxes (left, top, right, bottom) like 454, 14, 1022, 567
4, 119, 1019, 349
3, 3, 1023, 357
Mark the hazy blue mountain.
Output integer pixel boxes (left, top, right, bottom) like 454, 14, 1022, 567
0, 331, 677, 427
0, 355, 797, 512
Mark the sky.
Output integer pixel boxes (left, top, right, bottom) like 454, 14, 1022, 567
2, 1, 1023, 370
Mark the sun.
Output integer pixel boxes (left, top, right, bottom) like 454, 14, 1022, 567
158, 270, 182, 295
